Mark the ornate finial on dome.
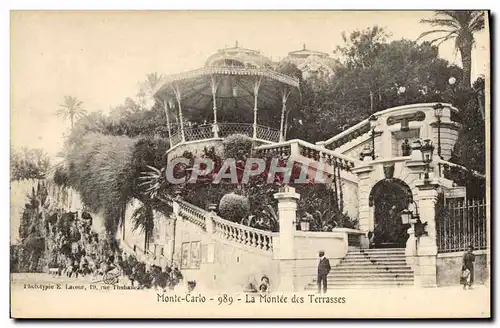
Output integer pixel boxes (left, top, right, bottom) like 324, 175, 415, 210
235, 40, 239, 48
303, 43, 306, 50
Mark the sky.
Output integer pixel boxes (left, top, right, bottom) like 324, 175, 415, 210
10, 11, 490, 158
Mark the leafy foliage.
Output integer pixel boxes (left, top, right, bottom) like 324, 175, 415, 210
419, 10, 485, 86
218, 193, 250, 223
11, 147, 51, 181
56, 95, 87, 128
63, 132, 136, 239
131, 202, 155, 250
222, 134, 254, 160
287, 27, 464, 143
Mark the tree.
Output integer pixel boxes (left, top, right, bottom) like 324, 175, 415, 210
11, 147, 51, 181
131, 202, 155, 251
419, 10, 485, 86
335, 26, 389, 113
287, 32, 463, 143
56, 95, 87, 128
138, 72, 164, 109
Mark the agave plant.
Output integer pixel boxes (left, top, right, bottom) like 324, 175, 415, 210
138, 165, 167, 199
245, 204, 279, 232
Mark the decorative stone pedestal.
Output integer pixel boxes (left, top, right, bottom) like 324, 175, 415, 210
274, 186, 300, 292
412, 180, 440, 287
405, 224, 417, 268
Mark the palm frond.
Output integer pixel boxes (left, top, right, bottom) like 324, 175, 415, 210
418, 29, 455, 40
420, 18, 459, 29
469, 12, 485, 32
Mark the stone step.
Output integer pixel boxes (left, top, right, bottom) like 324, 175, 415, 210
357, 249, 406, 254
345, 253, 407, 259
340, 260, 408, 266
305, 281, 414, 289
343, 256, 407, 261
327, 272, 414, 278
325, 275, 414, 281
332, 264, 412, 272
330, 266, 413, 273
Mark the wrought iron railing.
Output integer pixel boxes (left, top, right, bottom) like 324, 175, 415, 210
218, 122, 253, 138
436, 198, 488, 253
255, 124, 281, 142
167, 123, 281, 150
184, 125, 213, 142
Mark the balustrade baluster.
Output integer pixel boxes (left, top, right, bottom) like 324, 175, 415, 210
250, 232, 256, 247
236, 228, 242, 244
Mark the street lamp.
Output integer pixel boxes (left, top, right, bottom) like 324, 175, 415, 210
420, 139, 435, 181
400, 200, 427, 238
368, 115, 378, 160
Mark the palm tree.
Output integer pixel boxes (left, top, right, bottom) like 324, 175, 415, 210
138, 72, 164, 109
131, 202, 155, 252
56, 96, 87, 128
419, 10, 485, 86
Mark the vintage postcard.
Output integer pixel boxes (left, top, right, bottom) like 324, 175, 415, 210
10, 10, 491, 318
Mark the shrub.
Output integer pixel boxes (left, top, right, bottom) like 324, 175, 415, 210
218, 192, 250, 223
223, 134, 253, 160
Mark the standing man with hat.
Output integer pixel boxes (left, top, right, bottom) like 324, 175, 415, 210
317, 250, 331, 294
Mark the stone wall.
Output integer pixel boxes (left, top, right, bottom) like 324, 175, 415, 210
436, 250, 489, 286
292, 230, 348, 290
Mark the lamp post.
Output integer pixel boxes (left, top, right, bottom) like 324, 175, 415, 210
433, 103, 444, 159
400, 200, 427, 238
368, 115, 378, 160
433, 103, 444, 177
420, 139, 435, 182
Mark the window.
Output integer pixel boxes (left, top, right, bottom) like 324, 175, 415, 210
181, 241, 202, 269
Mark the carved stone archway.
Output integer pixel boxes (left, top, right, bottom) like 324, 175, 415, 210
369, 178, 413, 248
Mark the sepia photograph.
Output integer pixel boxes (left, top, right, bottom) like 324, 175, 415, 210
9, 10, 490, 319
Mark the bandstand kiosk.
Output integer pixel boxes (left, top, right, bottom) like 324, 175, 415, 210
152, 43, 300, 150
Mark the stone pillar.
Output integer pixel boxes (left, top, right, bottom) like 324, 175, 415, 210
351, 165, 374, 232
414, 181, 440, 287
405, 223, 417, 268
274, 186, 300, 292
206, 211, 215, 235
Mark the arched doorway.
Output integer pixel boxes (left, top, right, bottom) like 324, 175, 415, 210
369, 179, 412, 248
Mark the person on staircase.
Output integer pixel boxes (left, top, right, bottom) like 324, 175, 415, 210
317, 251, 331, 294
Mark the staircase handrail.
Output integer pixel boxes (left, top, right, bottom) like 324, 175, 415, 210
211, 214, 275, 252
256, 139, 358, 170
317, 119, 371, 150
438, 159, 486, 179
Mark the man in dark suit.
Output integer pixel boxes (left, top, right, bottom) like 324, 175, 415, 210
317, 250, 331, 294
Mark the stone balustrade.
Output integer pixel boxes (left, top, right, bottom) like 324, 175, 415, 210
212, 215, 275, 252
177, 200, 208, 229
256, 139, 357, 172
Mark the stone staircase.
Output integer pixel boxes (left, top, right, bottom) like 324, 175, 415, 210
306, 248, 414, 290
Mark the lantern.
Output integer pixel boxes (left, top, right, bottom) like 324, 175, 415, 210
400, 209, 412, 225
420, 139, 434, 164
433, 103, 444, 118
368, 115, 378, 129
300, 220, 310, 231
